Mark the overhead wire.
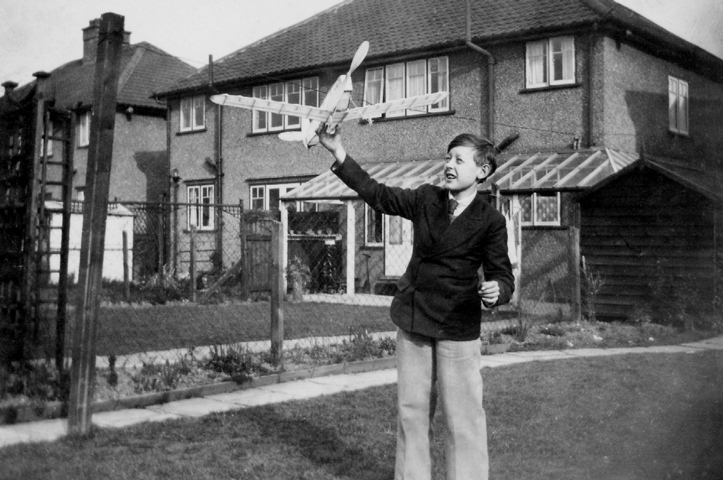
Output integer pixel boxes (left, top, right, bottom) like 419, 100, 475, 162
132, 43, 639, 140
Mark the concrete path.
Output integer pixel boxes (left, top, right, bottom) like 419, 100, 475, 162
1, 335, 721, 449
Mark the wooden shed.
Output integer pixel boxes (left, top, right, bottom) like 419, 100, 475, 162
578, 156, 723, 321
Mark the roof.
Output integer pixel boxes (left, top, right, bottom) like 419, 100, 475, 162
281, 148, 638, 201
160, 0, 602, 96
2, 42, 196, 112
159, 0, 723, 97
579, 154, 723, 204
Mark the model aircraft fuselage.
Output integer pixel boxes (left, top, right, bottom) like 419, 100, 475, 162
210, 41, 448, 149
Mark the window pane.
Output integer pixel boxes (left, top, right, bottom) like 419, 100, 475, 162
366, 206, 383, 244
253, 85, 268, 131
385, 63, 405, 118
79, 112, 90, 147
520, 194, 532, 224
251, 186, 265, 210
180, 98, 191, 131
535, 193, 559, 223
526, 41, 547, 86
407, 60, 426, 115
678, 80, 688, 133
269, 83, 284, 130
286, 81, 301, 128
193, 95, 205, 129
428, 57, 449, 111
364, 68, 383, 105
389, 215, 403, 245
303, 77, 319, 107
551, 37, 574, 83
187, 186, 199, 227
201, 186, 213, 228
668, 77, 678, 132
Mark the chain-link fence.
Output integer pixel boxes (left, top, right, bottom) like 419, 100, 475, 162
5, 199, 579, 416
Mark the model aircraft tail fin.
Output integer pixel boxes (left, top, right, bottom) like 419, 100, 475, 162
278, 131, 306, 142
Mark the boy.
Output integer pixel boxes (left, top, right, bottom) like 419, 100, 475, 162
319, 128, 514, 480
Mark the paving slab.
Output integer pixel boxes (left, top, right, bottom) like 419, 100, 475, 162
260, 379, 348, 399
308, 369, 397, 391
146, 397, 241, 418
93, 408, 180, 428
0, 418, 67, 447
208, 387, 298, 407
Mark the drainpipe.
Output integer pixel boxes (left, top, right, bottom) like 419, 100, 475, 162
465, 0, 495, 141
209, 55, 224, 268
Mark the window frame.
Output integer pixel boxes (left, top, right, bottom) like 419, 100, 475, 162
363, 56, 450, 118
187, 183, 215, 230
249, 182, 303, 211
517, 192, 561, 227
252, 77, 320, 134
364, 204, 384, 247
180, 95, 206, 132
525, 37, 576, 89
668, 76, 689, 135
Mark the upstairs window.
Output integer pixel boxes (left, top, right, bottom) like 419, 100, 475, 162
363, 56, 449, 118
518, 193, 560, 226
526, 37, 575, 88
668, 76, 689, 135
252, 77, 319, 133
78, 111, 91, 147
187, 183, 214, 230
180, 95, 205, 132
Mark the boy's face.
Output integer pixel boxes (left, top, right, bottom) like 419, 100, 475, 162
443, 145, 490, 194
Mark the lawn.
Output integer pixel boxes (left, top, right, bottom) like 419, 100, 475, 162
89, 301, 392, 356
1, 350, 721, 479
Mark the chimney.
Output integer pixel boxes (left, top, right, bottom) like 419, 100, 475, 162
82, 18, 131, 64
82, 19, 100, 64
2, 81, 18, 97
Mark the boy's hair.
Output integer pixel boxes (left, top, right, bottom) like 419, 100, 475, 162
447, 133, 498, 177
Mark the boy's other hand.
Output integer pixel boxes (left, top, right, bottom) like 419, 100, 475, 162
479, 280, 500, 307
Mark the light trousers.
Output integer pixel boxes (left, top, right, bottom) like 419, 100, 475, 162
395, 328, 488, 480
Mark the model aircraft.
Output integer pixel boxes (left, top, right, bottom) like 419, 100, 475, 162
210, 41, 449, 148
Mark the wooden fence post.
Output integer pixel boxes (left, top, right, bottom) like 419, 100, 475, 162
157, 196, 165, 285
190, 226, 197, 302
569, 226, 582, 322
122, 231, 130, 302
270, 220, 284, 366
68, 12, 124, 435
239, 202, 249, 301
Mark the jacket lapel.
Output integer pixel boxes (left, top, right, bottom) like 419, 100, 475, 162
425, 193, 487, 257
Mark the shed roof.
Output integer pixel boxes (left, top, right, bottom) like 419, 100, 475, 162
579, 154, 723, 204
282, 148, 639, 201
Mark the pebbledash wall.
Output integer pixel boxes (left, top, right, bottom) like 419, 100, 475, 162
73, 111, 168, 203
599, 35, 723, 165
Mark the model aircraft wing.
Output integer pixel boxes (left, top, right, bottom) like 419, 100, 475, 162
333, 91, 449, 123
210, 94, 331, 123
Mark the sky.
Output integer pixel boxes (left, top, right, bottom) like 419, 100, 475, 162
1, 0, 722, 87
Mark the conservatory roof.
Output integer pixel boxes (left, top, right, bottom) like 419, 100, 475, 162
282, 148, 639, 201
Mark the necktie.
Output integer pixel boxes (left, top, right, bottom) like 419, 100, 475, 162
448, 198, 458, 221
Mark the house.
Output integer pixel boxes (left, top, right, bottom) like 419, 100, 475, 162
156, 0, 723, 319
0, 18, 197, 204
0, 17, 197, 360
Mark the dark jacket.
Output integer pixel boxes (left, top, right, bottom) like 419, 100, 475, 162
333, 155, 514, 341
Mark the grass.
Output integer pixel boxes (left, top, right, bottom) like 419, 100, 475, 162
1, 350, 721, 479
